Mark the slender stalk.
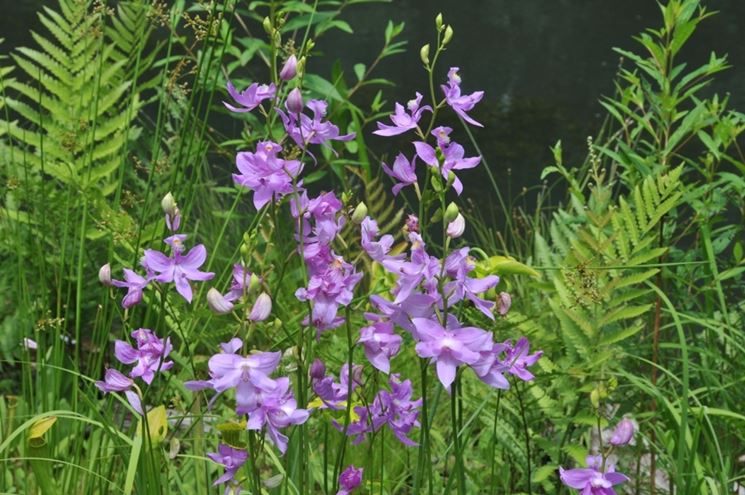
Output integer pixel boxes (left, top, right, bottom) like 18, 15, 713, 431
516, 382, 532, 495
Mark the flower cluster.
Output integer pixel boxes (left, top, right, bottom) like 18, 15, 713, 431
185, 337, 308, 454
208, 443, 249, 493
560, 419, 636, 494
360, 223, 541, 390
95, 328, 173, 415
293, 191, 362, 334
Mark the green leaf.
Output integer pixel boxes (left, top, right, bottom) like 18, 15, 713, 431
475, 255, 539, 278
353, 63, 365, 82
532, 464, 558, 483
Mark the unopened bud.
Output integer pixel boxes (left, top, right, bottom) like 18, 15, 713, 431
446, 213, 465, 238
446, 170, 457, 187
262, 17, 273, 34
309, 358, 326, 380
296, 56, 306, 75
351, 202, 368, 224
161, 192, 178, 216
207, 288, 234, 314
610, 418, 636, 446
240, 244, 250, 259
249, 292, 272, 322
286, 87, 304, 113
405, 214, 419, 234
280, 54, 297, 81
420, 44, 430, 65
249, 273, 262, 293
435, 13, 444, 30
442, 25, 454, 45
444, 202, 459, 223
99, 263, 112, 286
497, 291, 512, 316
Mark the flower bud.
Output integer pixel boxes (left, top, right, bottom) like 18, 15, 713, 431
249, 273, 262, 293
497, 291, 512, 316
405, 214, 419, 234
442, 25, 454, 45
435, 13, 444, 30
99, 263, 112, 286
207, 288, 234, 314
239, 244, 250, 260
309, 359, 326, 380
351, 202, 368, 224
446, 170, 457, 188
248, 292, 272, 322
419, 43, 430, 65
446, 213, 465, 238
279, 54, 297, 81
264, 474, 284, 489
610, 418, 635, 446
306, 39, 315, 51
286, 87, 304, 113
296, 56, 306, 76
161, 192, 178, 216
444, 202, 459, 223
262, 16, 273, 34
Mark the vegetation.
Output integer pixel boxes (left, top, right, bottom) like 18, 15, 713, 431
0, 1, 742, 494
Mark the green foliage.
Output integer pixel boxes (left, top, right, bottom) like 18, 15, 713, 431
0, 0, 143, 197
537, 164, 683, 362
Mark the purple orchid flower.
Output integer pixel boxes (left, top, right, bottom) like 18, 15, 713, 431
233, 141, 303, 210
202, 350, 281, 414
471, 342, 511, 389
358, 321, 402, 374
95, 368, 134, 393
311, 363, 362, 411
412, 316, 493, 389
208, 443, 248, 489
224, 264, 253, 302
114, 328, 174, 385
224, 81, 276, 113
111, 268, 149, 308
372, 375, 422, 446
503, 337, 542, 381
414, 129, 481, 195
142, 236, 215, 303
304, 191, 345, 245
441, 67, 484, 127
277, 99, 355, 150
559, 458, 629, 495
373, 92, 432, 136
295, 251, 362, 334
381, 152, 417, 196
366, 292, 437, 337
337, 465, 363, 495
360, 217, 399, 263
443, 248, 500, 318
387, 233, 442, 303
245, 377, 309, 454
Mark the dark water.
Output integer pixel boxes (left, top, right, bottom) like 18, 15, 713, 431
3, 0, 744, 208
316, 0, 745, 204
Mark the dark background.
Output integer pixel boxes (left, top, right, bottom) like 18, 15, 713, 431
3, 0, 744, 207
